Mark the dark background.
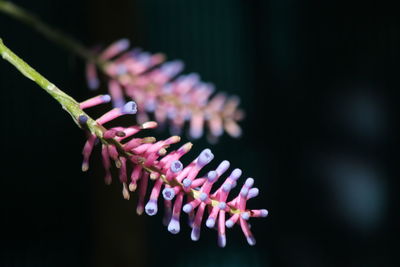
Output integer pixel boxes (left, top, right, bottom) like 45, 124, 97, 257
1, 0, 399, 266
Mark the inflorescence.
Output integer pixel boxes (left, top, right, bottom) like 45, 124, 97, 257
79, 95, 268, 247
85, 39, 244, 143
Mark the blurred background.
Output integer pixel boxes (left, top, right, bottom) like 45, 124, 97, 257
1, 0, 399, 266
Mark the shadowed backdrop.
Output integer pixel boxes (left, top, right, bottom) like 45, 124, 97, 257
0, 0, 399, 266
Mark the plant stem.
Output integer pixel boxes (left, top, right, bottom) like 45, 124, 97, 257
0, 38, 101, 133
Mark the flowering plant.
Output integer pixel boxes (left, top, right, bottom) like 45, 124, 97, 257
0, 0, 268, 247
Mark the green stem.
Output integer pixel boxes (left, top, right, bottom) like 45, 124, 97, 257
0, 0, 102, 65
0, 38, 103, 137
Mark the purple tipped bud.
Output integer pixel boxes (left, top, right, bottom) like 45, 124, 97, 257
199, 192, 208, 201
182, 178, 192, 188
245, 178, 254, 188
116, 38, 130, 51
191, 227, 200, 241
170, 160, 183, 173
168, 218, 180, 234
216, 160, 230, 176
248, 188, 259, 199
198, 149, 214, 166
222, 183, 231, 192
230, 169, 242, 181
218, 234, 226, 248
207, 171, 217, 182
121, 101, 137, 114
225, 220, 235, 228
145, 201, 158, 216
240, 188, 249, 197
101, 94, 111, 103
78, 115, 88, 125
183, 204, 193, 213
218, 202, 226, 210
241, 212, 250, 220
206, 218, 215, 228
261, 209, 269, 217
247, 236, 256, 246
161, 60, 184, 77
162, 188, 175, 200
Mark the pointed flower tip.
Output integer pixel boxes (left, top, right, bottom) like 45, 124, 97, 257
116, 38, 130, 50
248, 188, 259, 199
198, 148, 214, 166
182, 178, 192, 188
206, 218, 215, 228
182, 203, 192, 213
121, 101, 137, 114
191, 228, 200, 241
218, 234, 226, 248
81, 163, 89, 172
168, 219, 180, 234
230, 168, 242, 181
261, 209, 269, 217
225, 220, 235, 228
245, 177, 254, 188
247, 236, 256, 246
170, 160, 183, 173
145, 201, 158, 216
241, 212, 250, 220
142, 121, 158, 129
162, 188, 175, 200
101, 94, 111, 103
207, 171, 217, 182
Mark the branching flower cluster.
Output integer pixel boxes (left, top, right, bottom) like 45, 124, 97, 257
80, 95, 268, 247
0, 0, 269, 248
85, 39, 244, 142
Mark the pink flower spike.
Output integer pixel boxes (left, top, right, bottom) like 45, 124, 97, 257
96, 101, 137, 125
80, 94, 111, 109
79, 100, 267, 246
